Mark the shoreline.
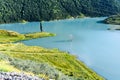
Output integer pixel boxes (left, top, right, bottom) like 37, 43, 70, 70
0, 43, 105, 80
0, 29, 55, 43
0, 16, 109, 25
0, 23, 105, 79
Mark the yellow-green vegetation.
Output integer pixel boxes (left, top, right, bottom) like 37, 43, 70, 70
0, 29, 55, 43
20, 20, 28, 23
0, 29, 104, 79
0, 60, 20, 72
0, 30, 25, 43
0, 43, 104, 80
25, 32, 55, 39
0, 60, 35, 76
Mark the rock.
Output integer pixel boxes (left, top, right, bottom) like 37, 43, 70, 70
0, 72, 43, 80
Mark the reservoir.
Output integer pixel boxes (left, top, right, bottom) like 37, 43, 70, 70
0, 17, 120, 80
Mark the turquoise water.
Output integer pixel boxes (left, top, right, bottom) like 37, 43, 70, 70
0, 17, 120, 80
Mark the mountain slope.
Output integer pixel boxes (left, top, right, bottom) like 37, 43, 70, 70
0, 0, 120, 23
0, 43, 104, 80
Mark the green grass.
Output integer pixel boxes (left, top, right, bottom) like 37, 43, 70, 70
0, 53, 71, 80
0, 29, 55, 43
0, 60, 35, 76
0, 43, 105, 80
25, 32, 56, 39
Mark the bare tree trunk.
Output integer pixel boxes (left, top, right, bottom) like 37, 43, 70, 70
40, 21, 43, 32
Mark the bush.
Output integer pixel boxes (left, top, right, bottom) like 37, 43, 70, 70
0, 53, 75, 80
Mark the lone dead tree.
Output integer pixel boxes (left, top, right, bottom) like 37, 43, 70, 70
40, 21, 43, 32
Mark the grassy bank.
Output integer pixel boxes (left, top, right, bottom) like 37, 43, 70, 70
0, 43, 104, 80
0, 29, 55, 43
0, 29, 104, 79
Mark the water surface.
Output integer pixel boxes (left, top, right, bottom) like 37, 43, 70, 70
0, 17, 120, 80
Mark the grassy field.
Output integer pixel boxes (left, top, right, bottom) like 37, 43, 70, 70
0, 29, 55, 43
0, 43, 104, 80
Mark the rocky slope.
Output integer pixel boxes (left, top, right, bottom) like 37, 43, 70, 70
0, 72, 42, 80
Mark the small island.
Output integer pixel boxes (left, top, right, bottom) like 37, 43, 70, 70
103, 14, 120, 30
104, 14, 120, 25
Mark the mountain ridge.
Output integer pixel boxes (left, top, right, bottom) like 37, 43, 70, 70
0, 0, 120, 23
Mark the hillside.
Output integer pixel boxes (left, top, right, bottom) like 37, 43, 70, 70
0, 43, 104, 80
0, 0, 120, 23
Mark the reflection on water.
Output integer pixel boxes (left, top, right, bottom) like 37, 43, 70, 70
54, 40, 72, 43
69, 34, 73, 41
109, 25, 120, 30
55, 34, 74, 43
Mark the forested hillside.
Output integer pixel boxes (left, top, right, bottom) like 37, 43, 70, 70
0, 0, 120, 23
